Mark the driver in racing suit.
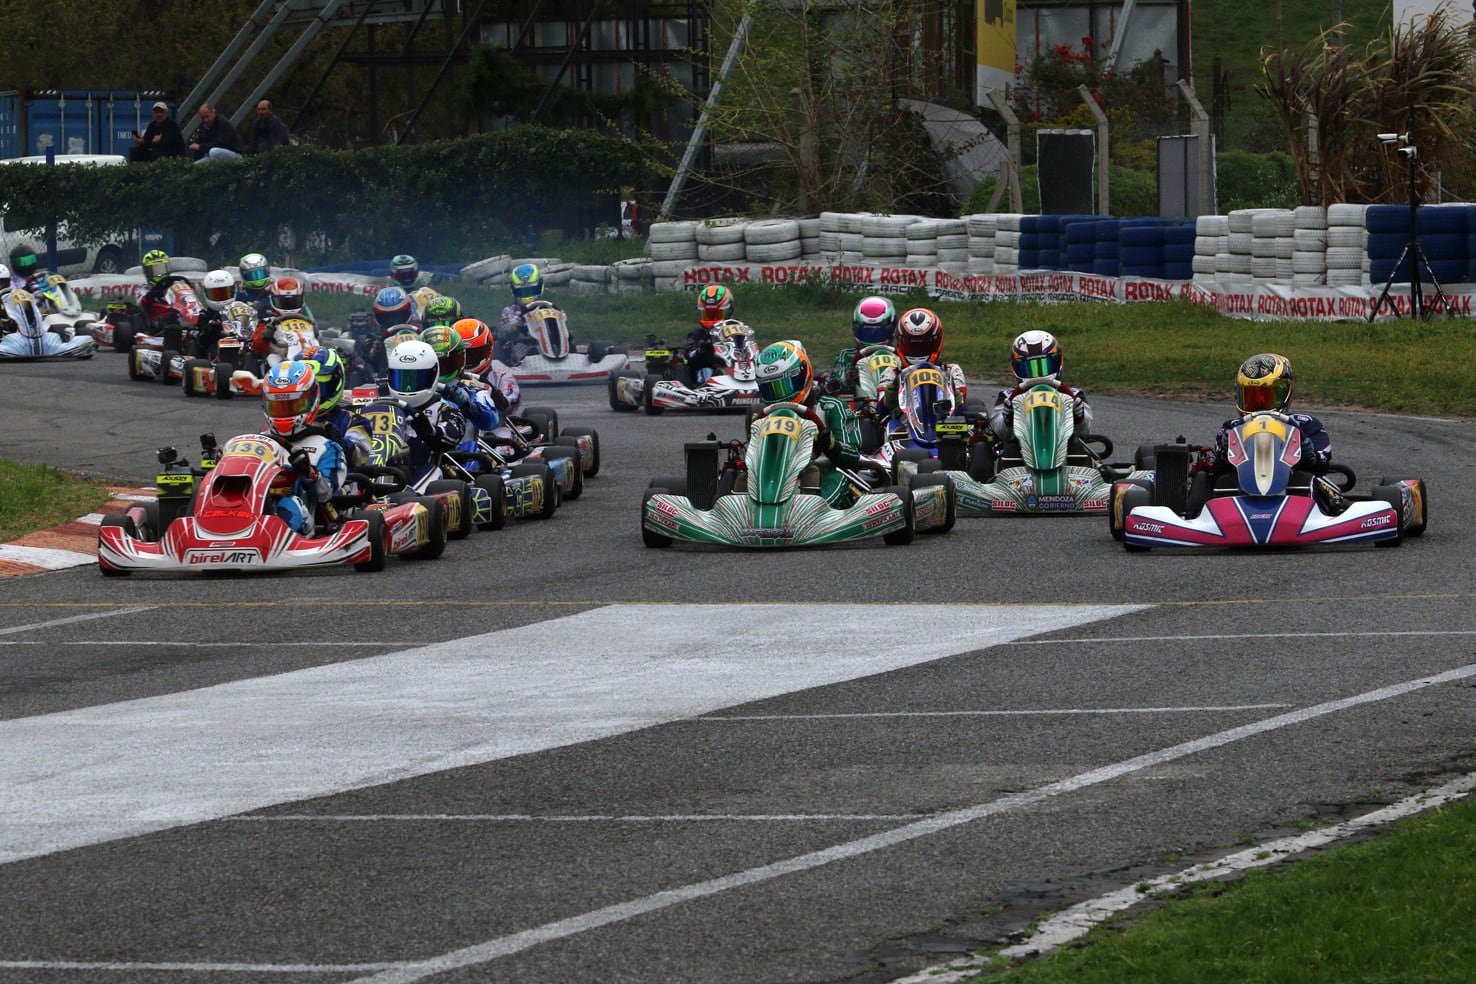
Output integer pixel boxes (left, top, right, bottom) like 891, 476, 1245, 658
989, 330, 1093, 445
260, 359, 349, 536
752, 339, 865, 506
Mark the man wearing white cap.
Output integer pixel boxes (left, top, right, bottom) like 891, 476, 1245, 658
128, 101, 185, 163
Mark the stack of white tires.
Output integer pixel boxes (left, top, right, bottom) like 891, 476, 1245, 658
1291, 206, 1328, 286
1325, 203, 1368, 287
696, 218, 748, 262
993, 213, 1023, 273
744, 219, 802, 263
905, 219, 942, 268
1193, 215, 1228, 285
965, 213, 997, 275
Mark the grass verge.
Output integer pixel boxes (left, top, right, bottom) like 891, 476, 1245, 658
313, 285, 1476, 418
977, 790, 1476, 982
0, 461, 115, 542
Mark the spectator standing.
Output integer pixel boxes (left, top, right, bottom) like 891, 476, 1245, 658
245, 100, 291, 155
128, 102, 185, 163
189, 103, 244, 163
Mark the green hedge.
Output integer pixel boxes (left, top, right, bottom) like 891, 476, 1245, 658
0, 128, 661, 265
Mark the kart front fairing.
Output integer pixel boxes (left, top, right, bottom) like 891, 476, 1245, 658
644, 408, 909, 547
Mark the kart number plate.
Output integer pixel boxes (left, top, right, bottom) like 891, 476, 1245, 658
221, 437, 276, 460
909, 367, 945, 388
758, 416, 803, 439
1023, 389, 1064, 412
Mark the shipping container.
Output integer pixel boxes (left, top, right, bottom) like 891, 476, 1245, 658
0, 90, 170, 159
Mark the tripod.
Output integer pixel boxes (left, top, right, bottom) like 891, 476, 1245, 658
1368, 110, 1451, 322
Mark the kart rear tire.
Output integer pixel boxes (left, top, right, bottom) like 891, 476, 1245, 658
409, 496, 448, 560
968, 447, 997, 482
511, 463, 561, 518
643, 373, 665, 415
473, 474, 507, 531
1372, 485, 1406, 547
890, 447, 932, 484
127, 347, 150, 381
881, 485, 915, 545
1110, 482, 1151, 542
641, 487, 674, 548
586, 340, 608, 363
522, 407, 560, 441
542, 447, 584, 500
181, 358, 210, 397
1378, 476, 1428, 536
609, 372, 636, 412
213, 362, 235, 400
910, 473, 956, 534
112, 321, 138, 354
351, 510, 388, 572
424, 479, 473, 540
558, 428, 600, 478
97, 515, 138, 576
1134, 444, 1157, 470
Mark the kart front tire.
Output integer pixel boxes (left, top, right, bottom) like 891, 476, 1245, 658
542, 447, 584, 500
158, 349, 178, 386
213, 362, 235, 400
1110, 482, 1151, 542
910, 473, 956, 534
1378, 476, 1428, 537
558, 428, 600, 478
641, 487, 674, 548
97, 514, 138, 576
181, 359, 210, 397
1372, 485, 1406, 548
409, 497, 448, 560
473, 474, 507, 531
512, 463, 561, 519
424, 480, 473, 540
522, 407, 560, 441
881, 485, 915, 545
352, 510, 388, 572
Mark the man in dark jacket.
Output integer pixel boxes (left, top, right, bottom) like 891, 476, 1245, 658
245, 100, 291, 154
188, 103, 244, 163
128, 102, 185, 163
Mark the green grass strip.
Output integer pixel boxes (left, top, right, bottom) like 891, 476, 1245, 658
0, 461, 115, 543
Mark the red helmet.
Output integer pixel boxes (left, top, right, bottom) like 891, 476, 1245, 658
894, 308, 943, 366
453, 318, 493, 375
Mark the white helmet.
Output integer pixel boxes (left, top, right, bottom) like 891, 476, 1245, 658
200, 269, 236, 312
388, 339, 440, 408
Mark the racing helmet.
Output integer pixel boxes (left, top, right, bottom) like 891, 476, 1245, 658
423, 295, 462, 329
262, 360, 321, 438
894, 308, 944, 366
510, 263, 543, 304
305, 346, 346, 414
8, 245, 38, 278
420, 325, 466, 384
3, 289, 44, 339
852, 295, 897, 347
372, 287, 413, 332
271, 276, 306, 315
388, 339, 441, 409
453, 317, 493, 375
200, 269, 236, 312
697, 284, 735, 329
1011, 329, 1063, 381
141, 250, 172, 286
755, 339, 814, 405
239, 252, 271, 291
390, 254, 419, 287
1236, 353, 1294, 415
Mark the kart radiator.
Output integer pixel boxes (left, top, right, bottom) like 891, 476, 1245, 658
1153, 442, 1192, 516
685, 442, 722, 510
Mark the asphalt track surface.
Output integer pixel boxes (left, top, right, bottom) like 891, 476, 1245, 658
1, 353, 1473, 983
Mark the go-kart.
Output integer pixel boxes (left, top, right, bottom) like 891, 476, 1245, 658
1108, 413, 1429, 550
491, 300, 629, 384
609, 324, 761, 414
0, 287, 97, 360
97, 433, 446, 576
346, 395, 566, 529
179, 309, 317, 399
641, 401, 956, 549
473, 404, 600, 504
35, 274, 101, 337
823, 343, 902, 416
92, 279, 201, 354
885, 376, 1150, 516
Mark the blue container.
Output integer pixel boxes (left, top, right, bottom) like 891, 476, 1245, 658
8, 90, 166, 159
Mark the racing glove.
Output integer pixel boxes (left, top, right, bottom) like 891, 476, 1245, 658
289, 447, 315, 479
485, 386, 510, 412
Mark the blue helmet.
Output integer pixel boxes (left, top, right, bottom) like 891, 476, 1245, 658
372, 286, 413, 330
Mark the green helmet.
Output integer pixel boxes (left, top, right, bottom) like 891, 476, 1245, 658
755, 339, 814, 405
239, 252, 271, 291
420, 325, 465, 383
141, 249, 172, 286
307, 346, 346, 413
423, 295, 462, 328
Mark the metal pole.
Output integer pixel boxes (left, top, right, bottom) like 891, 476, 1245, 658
660, 9, 753, 220
985, 87, 1023, 213
1175, 79, 1213, 216
1407, 107, 1422, 319
1077, 84, 1110, 215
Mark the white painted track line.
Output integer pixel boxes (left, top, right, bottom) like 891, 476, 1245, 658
0, 602, 1142, 864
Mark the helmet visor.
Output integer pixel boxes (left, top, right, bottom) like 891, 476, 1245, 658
464, 339, 492, 372
13, 253, 37, 273
437, 348, 466, 380
204, 282, 235, 305
855, 322, 892, 345
1238, 380, 1288, 413
241, 264, 270, 288
389, 365, 438, 395
512, 281, 542, 302
1013, 352, 1060, 379
376, 306, 410, 329
144, 259, 170, 282
264, 389, 316, 421
758, 371, 805, 403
